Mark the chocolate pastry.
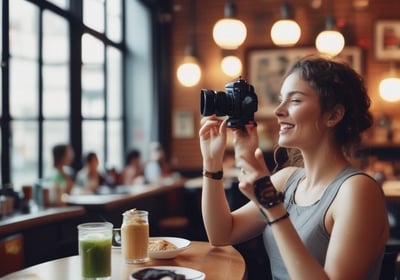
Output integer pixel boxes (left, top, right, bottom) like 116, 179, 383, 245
131, 268, 186, 280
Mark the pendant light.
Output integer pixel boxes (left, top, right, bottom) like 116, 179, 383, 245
177, 47, 201, 87
212, 0, 247, 50
315, 0, 345, 57
221, 54, 242, 77
177, 0, 201, 87
270, 1, 301, 47
379, 63, 400, 102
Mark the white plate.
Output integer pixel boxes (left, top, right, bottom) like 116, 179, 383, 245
130, 266, 205, 280
148, 237, 191, 259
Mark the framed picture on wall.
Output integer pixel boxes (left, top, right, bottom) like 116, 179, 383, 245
245, 46, 363, 117
374, 20, 400, 60
173, 111, 195, 138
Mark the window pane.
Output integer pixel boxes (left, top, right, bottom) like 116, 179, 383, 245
0, 1, 2, 116
83, 0, 105, 33
43, 11, 69, 63
106, 0, 122, 42
82, 34, 105, 118
107, 47, 122, 118
107, 120, 123, 170
82, 66, 105, 117
43, 11, 70, 118
82, 34, 104, 64
47, 0, 69, 9
43, 65, 69, 117
43, 121, 69, 177
11, 121, 39, 190
82, 121, 105, 169
9, 0, 39, 59
10, 58, 38, 117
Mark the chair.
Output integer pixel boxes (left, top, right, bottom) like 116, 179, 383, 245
157, 216, 189, 237
157, 187, 190, 238
380, 238, 400, 280
0, 234, 24, 277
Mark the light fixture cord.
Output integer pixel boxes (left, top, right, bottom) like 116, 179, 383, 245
224, 0, 236, 18
325, 0, 335, 29
185, 0, 197, 56
281, 1, 290, 19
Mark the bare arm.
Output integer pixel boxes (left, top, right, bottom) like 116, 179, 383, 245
199, 116, 265, 245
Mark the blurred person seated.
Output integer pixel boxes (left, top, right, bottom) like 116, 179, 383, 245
144, 142, 180, 184
49, 143, 75, 205
75, 152, 108, 194
120, 149, 145, 185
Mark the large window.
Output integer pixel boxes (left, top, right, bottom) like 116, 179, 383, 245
9, 0, 41, 187
81, 0, 124, 171
2, 0, 126, 190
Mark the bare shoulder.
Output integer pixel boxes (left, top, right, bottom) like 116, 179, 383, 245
337, 172, 384, 202
332, 172, 389, 237
325, 172, 389, 277
271, 166, 299, 192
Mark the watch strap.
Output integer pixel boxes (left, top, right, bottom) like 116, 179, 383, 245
254, 176, 284, 208
203, 169, 223, 180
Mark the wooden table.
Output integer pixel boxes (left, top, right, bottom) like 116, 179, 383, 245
383, 180, 400, 202
1, 241, 246, 280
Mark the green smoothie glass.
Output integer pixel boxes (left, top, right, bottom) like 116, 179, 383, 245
78, 222, 113, 280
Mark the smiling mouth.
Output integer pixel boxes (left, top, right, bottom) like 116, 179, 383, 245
279, 123, 294, 133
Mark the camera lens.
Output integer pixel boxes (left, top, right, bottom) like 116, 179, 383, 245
200, 90, 214, 116
200, 90, 228, 117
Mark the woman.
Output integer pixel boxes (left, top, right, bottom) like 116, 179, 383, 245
75, 152, 107, 193
121, 149, 145, 185
199, 56, 389, 279
50, 143, 75, 205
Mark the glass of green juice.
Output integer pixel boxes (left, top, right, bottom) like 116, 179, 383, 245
78, 222, 113, 280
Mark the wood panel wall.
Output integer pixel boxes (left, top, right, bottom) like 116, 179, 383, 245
169, 0, 400, 172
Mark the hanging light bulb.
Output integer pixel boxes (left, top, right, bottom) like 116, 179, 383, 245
379, 63, 400, 102
177, 0, 201, 87
177, 45, 202, 87
221, 55, 242, 77
270, 2, 301, 47
212, 0, 247, 49
315, 16, 345, 56
379, 77, 400, 102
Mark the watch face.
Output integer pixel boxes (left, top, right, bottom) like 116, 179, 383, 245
254, 177, 283, 208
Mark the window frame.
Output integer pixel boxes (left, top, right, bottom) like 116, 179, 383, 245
0, 0, 128, 188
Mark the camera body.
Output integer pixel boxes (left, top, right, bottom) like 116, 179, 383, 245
200, 78, 258, 129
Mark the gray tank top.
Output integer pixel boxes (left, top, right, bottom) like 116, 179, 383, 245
263, 165, 384, 279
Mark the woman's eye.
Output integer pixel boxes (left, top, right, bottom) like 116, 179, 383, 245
291, 99, 301, 103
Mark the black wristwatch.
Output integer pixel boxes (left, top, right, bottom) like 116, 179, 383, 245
254, 176, 284, 209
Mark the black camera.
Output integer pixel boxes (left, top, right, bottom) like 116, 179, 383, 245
200, 78, 258, 129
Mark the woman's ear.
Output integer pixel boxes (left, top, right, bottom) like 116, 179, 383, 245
326, 104, 345, 127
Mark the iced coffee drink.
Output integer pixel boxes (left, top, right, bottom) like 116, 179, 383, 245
121, 209, 149, 263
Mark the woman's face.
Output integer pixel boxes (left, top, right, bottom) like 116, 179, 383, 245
273, 72, 328, 150
64, 146, 74, 165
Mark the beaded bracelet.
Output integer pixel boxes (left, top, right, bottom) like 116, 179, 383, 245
259, 208, 290, 225
267, 212, 290, 225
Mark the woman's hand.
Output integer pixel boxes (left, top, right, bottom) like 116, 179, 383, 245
233, 124, 270, 201
199, 115, 227, 171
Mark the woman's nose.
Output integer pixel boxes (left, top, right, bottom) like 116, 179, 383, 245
273, 103, 285, 117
